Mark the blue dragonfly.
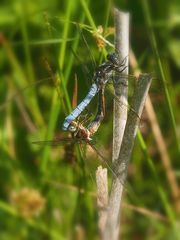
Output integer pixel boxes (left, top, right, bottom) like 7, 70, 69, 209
62, 52, 128, 131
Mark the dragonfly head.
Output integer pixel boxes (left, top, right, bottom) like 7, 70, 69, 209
68, 121, 78, 133
107, 52, 128, 73
68, 121, 79, 134
107, 52, 119, 65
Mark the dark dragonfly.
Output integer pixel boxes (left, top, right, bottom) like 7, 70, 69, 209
62, 52, 128, 131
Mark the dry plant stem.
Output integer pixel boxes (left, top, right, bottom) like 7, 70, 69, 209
103, 9, 129, 240
113, 8, 129, 163
104, 74, 152, 240
96, 166, 108, 238
116, 74, 153, 180
129, 49, 180, 212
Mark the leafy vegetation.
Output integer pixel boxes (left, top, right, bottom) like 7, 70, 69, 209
0, 0, 180, 239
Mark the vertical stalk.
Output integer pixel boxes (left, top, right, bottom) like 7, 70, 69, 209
103, 8, 129, 240
116, 74, 153, 181
96, 166, 108, 238
112, 9, 129, 162
104, 74, 153, 240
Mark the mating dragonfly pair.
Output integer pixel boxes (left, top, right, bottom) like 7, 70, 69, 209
62, 52, 127, 141
33, 52, 129, 166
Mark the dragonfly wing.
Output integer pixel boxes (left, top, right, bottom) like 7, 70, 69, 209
87, 141, 126, 187
32, 138, 78, 146
87, 142, 115, 176
32, 138, 90, 146
106, 74, 141, 120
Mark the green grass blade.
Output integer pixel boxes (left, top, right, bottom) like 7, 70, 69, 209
80, 0, 97, 30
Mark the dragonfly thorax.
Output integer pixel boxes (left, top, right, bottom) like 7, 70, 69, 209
68, 121, 92, 141
94, 64, 113, 85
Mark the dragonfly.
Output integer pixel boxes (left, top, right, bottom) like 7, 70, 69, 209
32, 112, 118, 180
62, 52, 128, 131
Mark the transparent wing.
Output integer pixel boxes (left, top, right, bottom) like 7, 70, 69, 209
31, 131, 126, 186
32, 138, 90, 146
87, 141, 126, 187
93, 72, 142, 121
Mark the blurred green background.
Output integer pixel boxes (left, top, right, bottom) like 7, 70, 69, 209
0, 0, 180, 239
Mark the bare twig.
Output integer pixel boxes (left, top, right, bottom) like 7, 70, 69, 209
102, 8, 130, 240
96, 166, 108, 237
112, 8, 129, 162
116, 74, 153, 180
96, 8, 129, 235
104, 74, 153, 240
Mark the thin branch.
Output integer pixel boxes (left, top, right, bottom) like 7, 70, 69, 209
96, 166, 108, 238
104, 74, 153, 240
96, 9, 129, 236
112, 8, 129, 162
103, 8, 130, 240
116, 74, 153, 179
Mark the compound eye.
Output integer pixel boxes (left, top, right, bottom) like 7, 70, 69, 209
68, 125, 77, 132
107, 52, 118, 64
